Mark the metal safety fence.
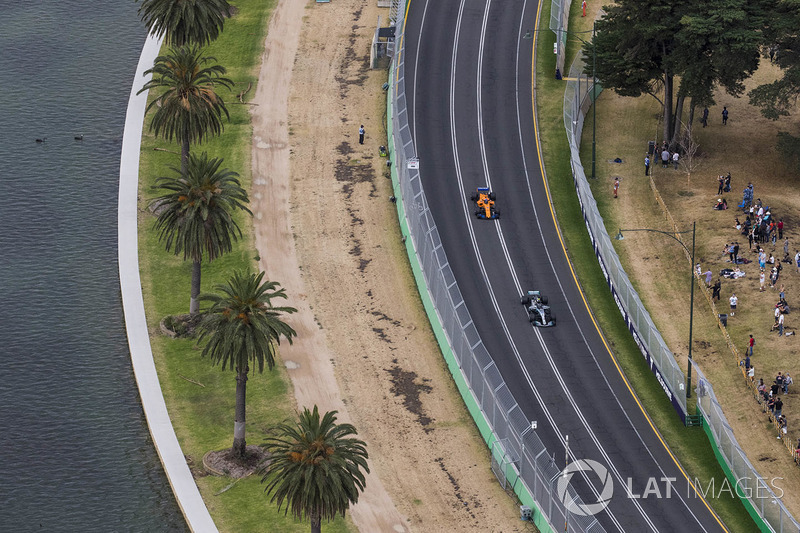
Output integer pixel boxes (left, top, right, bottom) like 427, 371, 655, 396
563, 55, 688, 419
550, 0, 572, 75
388, 3, 603, 532
694, 365, 800, 532
564, 51, 800, 531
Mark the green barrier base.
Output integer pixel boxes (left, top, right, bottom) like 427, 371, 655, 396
701, 414, 772, 532
386, 70, 553, 533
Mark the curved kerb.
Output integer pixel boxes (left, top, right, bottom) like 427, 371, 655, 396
118, 33, 218, 532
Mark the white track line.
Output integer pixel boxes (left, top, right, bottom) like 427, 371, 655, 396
505, 2, 711, 531
411, 0, 710, 530
473, 1, 634, 530
453, 1, 624, 530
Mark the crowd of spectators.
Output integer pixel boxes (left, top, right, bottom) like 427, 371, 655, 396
717, 180, 800, 460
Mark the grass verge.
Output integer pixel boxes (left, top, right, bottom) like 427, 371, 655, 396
574, 7, 800, 520
136, 1, 350, 531
533, 1, 753, 530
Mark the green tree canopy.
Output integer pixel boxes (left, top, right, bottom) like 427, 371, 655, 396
199, 271, 297, 457
749, 0, 800, 119
137, 0, 232, 47
138, 46, 232, 174
150, 152, 250, 313
261, 406, 369, 533
589, 0, 766, 142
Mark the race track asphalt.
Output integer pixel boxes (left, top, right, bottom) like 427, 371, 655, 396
402, 0, 729, 531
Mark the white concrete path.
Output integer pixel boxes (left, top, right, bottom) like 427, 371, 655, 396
117, 34, 218, 533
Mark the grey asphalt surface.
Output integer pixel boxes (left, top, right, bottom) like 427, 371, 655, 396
402, 0, 729, 531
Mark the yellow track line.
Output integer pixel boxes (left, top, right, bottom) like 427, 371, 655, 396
529, 5, 728, 531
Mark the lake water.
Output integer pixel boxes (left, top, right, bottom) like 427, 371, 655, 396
0, 2, 186, 530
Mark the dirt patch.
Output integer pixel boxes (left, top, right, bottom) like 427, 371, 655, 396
386, 362, 434, 432
159, 313, 203, 338
247, 0, 529, 532
248, 0, 529, 531
590, 53, 800, 516
203, 445, 268, 479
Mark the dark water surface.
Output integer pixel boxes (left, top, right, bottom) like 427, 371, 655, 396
0, 2, 186, 531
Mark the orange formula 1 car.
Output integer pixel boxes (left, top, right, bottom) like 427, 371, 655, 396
470, 187, 500, 219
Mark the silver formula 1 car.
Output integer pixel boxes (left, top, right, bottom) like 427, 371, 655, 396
520, 290, 555, 327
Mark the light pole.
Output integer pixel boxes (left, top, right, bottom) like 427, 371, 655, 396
591, 21, 596, 180
615, 222, 696, 399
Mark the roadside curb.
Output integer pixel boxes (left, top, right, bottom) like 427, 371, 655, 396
118, 33, 218, 533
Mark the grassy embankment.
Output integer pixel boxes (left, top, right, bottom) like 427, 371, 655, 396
533, 1, 753, 529
136, 1, 351, 531
575, 4, 800, 519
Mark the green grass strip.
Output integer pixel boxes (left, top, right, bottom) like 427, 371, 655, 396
137, 2, 350, 531
702, 420, 772, 533
387, 57, 551, 532
533, 1, 754, 531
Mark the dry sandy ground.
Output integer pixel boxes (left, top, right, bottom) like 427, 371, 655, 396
589, 60, 800, 516
250, 0, 528, 531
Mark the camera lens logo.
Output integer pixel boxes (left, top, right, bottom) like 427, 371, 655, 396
556, 459, 614, 516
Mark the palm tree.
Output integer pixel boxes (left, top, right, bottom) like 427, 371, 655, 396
150, 152, 251, 313
138, 46, 232, 176
260, 406, 369, 533
198, 271, 297, 458
137, 0, 232, 47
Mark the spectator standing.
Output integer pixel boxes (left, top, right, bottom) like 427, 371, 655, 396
672, 151, 679, 169
722, 106, 729, 125
718, 175, 724, 194
733, 242, 740, 263
775, 397, 784, 418
725, 173, 731, 192
704, 270, 713, 287
358, 124, 365, 145
613, 177, 619, 198
777, 372, 785, 391
749, 365, 755, 381
784, 373, 793, 394
748, 334, 755, 356
779, 219, 784, 239
702, 107, 709, 127
760, 269, 766, 291
785, 238, 790, 259
795, 250, 800, 273
712, 279, 721, 301
730, 293, 738, 316
780, 284, 786, 301
744, 354, 751, 370
779, 313, 785, 336
661, 148, 670, 168
645, 154, 650, 176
